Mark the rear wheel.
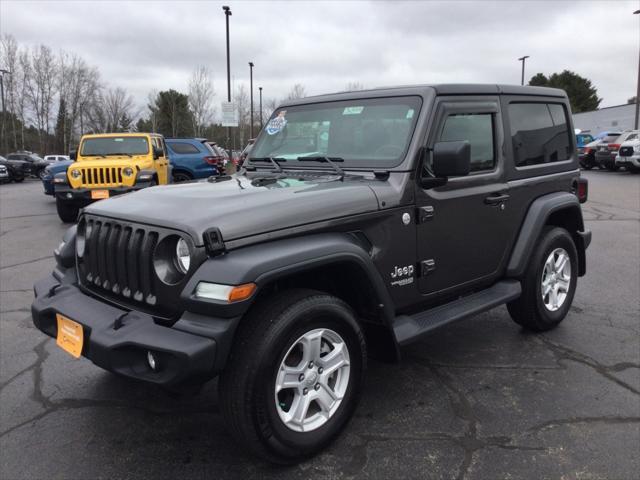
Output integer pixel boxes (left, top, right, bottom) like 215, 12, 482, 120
508, 226, 578, 331
172, 171, 192, 183
219, 289, 366, 463
56, 198, 80, 223
606, 164, 619, 171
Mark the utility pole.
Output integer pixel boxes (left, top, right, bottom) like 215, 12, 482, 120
0, 69, 9, 154
634, 10, 640, 129
259, 86, 263, 129
518, 56, 530, 86
249, 62, 254, 138
223, 6, 232, 161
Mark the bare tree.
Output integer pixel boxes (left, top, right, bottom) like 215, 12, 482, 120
234, 83, 249, 145
146, 89, 159, 132
286, 83, 307, 100
1, 34, 20, 150
85, 86, 135, 133
188, 66, 215, 137
263, 97, 279, 119
24, 44, 58, 153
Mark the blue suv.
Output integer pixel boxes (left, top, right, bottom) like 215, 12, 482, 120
165, 138, 223, 182
41, 160, 73, 195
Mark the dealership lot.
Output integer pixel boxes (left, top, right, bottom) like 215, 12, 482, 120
1, 172, 638, 479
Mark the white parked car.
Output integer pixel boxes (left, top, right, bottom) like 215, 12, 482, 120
44, 155, 70, 163
615, 136, 640, 173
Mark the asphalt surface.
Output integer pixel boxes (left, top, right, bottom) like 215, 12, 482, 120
1, 172, 639, 480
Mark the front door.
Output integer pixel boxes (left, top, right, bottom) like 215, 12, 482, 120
152, 137, 169, 184
416, 97, 516, 296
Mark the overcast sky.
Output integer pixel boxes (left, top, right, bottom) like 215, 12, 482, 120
2, 0, 639, 114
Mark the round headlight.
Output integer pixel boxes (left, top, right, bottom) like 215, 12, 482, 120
122, 167, 134, 176
70, 169, 81, 179
175, 238, 191, 274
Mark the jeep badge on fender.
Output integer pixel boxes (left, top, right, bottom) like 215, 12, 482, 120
32, 84, 591, 463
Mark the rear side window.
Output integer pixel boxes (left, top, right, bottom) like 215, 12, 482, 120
168, 142, 200, 154
439, 113, 495, 172
509, 103, 572, 167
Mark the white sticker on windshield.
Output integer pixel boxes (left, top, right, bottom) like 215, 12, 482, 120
266, 110, 287, 135
114, 138, 124, 142
343, 106, 364, 115
406, 109, 414, 119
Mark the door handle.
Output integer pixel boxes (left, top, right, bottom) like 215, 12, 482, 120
484, 193, 510, 205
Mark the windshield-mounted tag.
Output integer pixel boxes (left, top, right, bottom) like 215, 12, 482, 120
343, 106, 364, 115
266, 110, 287, 135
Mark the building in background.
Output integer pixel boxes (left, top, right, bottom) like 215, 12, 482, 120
573, 103, 638, 133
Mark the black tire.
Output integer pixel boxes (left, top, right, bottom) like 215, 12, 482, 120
582, 164, 593, 170
13, 175, 24, 183
606, 164, 619, 172
507, 226, 578, 332
219, 289, 366, 464
56, 197, 80, 223
172, 171, 192, 183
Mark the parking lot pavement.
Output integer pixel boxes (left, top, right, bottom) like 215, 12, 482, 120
1, 172, 638, 480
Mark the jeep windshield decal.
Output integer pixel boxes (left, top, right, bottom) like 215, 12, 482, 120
249, 96, 422, 169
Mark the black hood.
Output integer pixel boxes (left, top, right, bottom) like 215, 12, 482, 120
84, 173, 380, 245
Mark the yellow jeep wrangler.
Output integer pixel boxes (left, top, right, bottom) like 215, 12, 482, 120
54, 133, 171, 222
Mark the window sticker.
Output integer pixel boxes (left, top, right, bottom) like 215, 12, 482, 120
406, 109, 415, 119
343, 106, 364, 115
266, 110, 288, 135
114, 138, 124, 142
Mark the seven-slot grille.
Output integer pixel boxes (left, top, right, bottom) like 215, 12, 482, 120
77, 167, 124, 187
78, 217, 159, 306
619, 146, 634, 157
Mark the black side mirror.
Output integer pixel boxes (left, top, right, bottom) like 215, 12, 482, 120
69, 150, 76, 161
153, 147, 163, 160
432, 141, 471, 178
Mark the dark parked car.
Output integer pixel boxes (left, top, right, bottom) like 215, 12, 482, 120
0, 155, 25, 182
32, 84, 590, 463
41, 159, 73, 195
594, 131, 638, 171
579, 131, 622, 170
165, 138, 222, 182
6, 151, 49, 178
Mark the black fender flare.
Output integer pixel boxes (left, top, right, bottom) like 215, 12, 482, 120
506, 192, 590, 278
181, 232, 396, 324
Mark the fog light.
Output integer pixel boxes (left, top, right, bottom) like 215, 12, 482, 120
147, 351, 158, 371
65, 193, 73, 199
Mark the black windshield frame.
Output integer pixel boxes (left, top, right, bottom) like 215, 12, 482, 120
80, 136, 150, 157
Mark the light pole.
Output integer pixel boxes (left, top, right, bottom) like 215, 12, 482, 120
249, 62, 254, 138
0, 69, 9, 155
259, 86, 263, 129
518, 56, 530, 86
222, 6, 232, 161
634, 10, 639, 129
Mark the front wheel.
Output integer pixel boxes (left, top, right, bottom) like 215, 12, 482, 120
56, 197, 80, 223
219, 289, 366, 463
508, 227, 578, 331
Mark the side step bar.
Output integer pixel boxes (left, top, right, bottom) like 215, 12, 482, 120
393, 280, 522, 346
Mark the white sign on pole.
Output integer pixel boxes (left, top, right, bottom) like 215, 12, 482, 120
221, 101, 238, 127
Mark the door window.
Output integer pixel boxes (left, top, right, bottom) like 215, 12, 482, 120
509, 103, 572, 167
439, 113, 495, 172
168, 142, 200, 154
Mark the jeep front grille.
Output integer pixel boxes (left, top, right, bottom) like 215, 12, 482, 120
77, 167, 123, 187
78, 216, 159, 306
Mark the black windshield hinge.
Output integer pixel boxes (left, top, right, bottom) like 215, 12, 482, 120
418, 206, 435, 223
420, 259, 436, 276
373, 170, 390, 180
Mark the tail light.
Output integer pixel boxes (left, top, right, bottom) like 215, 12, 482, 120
608, 144, 620, 151
575, 178, 588, 204
203, 156, 221, 166
584, 147, 592, 154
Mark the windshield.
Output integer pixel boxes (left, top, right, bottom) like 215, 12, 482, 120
249, 96, 422, 168
80, 136, 149, 156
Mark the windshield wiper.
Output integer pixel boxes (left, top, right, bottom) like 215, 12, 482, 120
105, 153, 132, 157
296, 156, 345, 179
250, 157, 287, 172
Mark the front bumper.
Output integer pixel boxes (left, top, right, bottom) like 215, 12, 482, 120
615, 154, 640, 168
54, 181, 153, 202
32, 271, 238, 386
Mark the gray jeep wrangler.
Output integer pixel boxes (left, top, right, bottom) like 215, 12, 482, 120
32, 84, 591, 463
